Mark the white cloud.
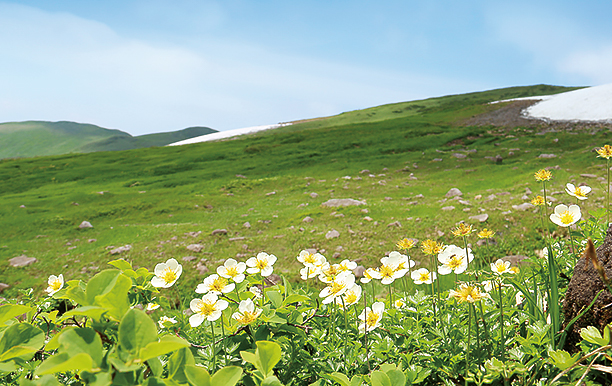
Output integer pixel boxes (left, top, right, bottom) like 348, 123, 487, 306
0, 3, 480, 135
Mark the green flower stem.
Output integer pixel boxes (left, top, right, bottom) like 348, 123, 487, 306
497, 279, 504, 360
429, 255, 437, 325
363, 287, 371, 372
607, 158, 610, 226
211, 321, 216, 371
220, 314, 226, 366
341, 297, 349, 372
542, 181, 550, 239
306, 267, 310, 298
261, 276, 265, 308
478, 302, 491, 357
465, 304, 473, 386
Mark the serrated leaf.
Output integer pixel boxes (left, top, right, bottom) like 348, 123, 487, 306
185, 364, 211, 386
138, 335, 190, 362
210, 366, 243, 386
580, 326, 609, 346
0, 304, 32, 326
35, 352, 93, 375
549, 349, 580, 370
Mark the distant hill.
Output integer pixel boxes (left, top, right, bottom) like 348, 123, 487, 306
0, 121, 217, 159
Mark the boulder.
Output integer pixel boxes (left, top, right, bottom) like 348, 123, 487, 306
79, 221, 93, 229
469, 214, 489, 223
211, 229, 228, 236
303, 216, 314, 223
9, 255, 37, 267
244, 222, 251, 228
445, 188, 463, 198
0, 283, 9, 293
325, 229, 340, 239
186, 244, 204, 253
563, 232, 612, 351
321, 199, 366, 207
512, 203, 535, 211
110, 245, 132, 255
310, 192, 319, 199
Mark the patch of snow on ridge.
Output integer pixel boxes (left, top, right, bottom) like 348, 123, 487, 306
524, 84, 612, 122
168, 123, 292, 146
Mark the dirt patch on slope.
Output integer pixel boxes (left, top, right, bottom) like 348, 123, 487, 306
464, 100, 612, 132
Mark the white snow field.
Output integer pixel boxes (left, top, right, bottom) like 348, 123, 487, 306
523, 83, 612, 122
168, 123, 292, 147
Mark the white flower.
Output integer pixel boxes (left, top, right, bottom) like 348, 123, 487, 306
189, 293, 228, 327
146, 303, 160, 311
151, 258, 182, 288
246, 252, 277, 277
249, 286, 262, 299
360, 268, 382, 284
217, 258, 247, 283
195, 274, 235, 295
158, 315, 178, 328
297, 250, 326, 268
565, 183, 591, 200
378, 254, 402, 285
300, 266, 321, 280
411, 268, 436, 285
232, 299, 262, 325
359, 302, 385, 333
491, 259, 511, 275
550, 204, 581, 227
391, 251, 415, 277
338, 259, 357, 272
319, 271, 355, 304
335, 284, 362, 307
46, 274, 64, 296
437, 245, 473, 275
516, 292, 525, 306
318, 263, 342, 283
482, 280, 495, 292
394, 299, 405, 309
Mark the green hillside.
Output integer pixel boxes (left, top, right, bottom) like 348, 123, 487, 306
0, 121, 217, 158
1, 84, 605, 300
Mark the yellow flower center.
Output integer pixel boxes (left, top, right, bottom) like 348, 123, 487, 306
493, 262, 506, 273
366, 311, 379, 327
559, 210, 575, 225
50, 280, 62, 291
162, 268, 177, 284
329, 281, 346, 295
447, 255, 463, 270
225, 266, 239, 278
418, 272, 430, 282
421, 240, 442, 255
345, 292, 358, 305
236, 311, 258, 325
574, 189, 587, 198
534, 169, 552, 181
197, 301, 216, 317
379, 265, 395, 279
211, 276, 228, 292
303, 254, 317, 264
255, 259, 268, 270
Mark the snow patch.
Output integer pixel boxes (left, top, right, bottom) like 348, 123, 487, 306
168, 123, 292, 146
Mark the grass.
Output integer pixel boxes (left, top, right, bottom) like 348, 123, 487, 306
1, 84, 609, 300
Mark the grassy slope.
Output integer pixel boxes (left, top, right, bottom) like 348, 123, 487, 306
79, 126, 218, 152
0, 121, 130, 158
0, 84, 606, 299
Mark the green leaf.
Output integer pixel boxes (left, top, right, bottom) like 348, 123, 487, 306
326, 372, 350, 386
65, 282, 88, 305
385, 370, 406, 386
266, 291, 283, 309
185, 364, 211, 386
59, 306, 107, 321
93, 273, 131, 321
350, 375, 365, 386
58, 328, 103, 367
108, 259, 133, 271
35, 352, 93, 375
0, 304, 32, 326
167, 347, 195, 383
20, 374, 61, 386
108, 356, 142, 373
255, 341, 281, 378
119, 308, 157, 354
370, 371, 392, 386
147, 357, 163, 377
44, 326, 76, 351
79, 370, 113, 386
549, 349, 580, 370
142, 377, 167, 386
0, 360, 17, 373
138, 335, 190, 362
261, 375, 283, 386
86, 270, 123, 305
210, 366, 243, 386
0, 323, 45, 361
580, 326, 609, 346
240, 350, 261, 371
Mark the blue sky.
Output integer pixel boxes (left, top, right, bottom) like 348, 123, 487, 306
1, 0, 612, 135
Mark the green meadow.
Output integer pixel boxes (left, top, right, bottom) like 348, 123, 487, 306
1, 84, 606, 300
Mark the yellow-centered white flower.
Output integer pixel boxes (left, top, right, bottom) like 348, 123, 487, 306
360, 268, 382, 284
550, 204, 581, 227
151, 258, 182, 288
196, 274, 235, 295
437, 245, 473, 275
319, 271, 355, 304
246, 252, 277, 277
46, 274, 64, 296
391, 251, 415, 276
318, 262, 343, 283
411, 268, 436, 285
565, 183, 591, 200
217, 258, 247, 283
490, 259, 511, 275
146, 303, 160, 311
232, 298, 263, 325
338, 259, 358, 272
189, 293, 228, 327
335, 283, 362, 307
158, 315, 177, 328
297, 250, 326, 268
358, 302, 385, 333
378, 254, 403, 285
